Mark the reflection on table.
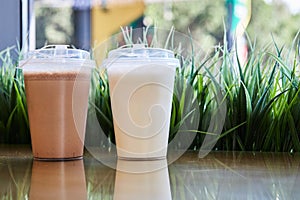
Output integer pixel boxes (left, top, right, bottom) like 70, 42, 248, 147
1, 146, 300, 199
30, 160, 86, 200
114, 159, 171, 200
169, 152, 300, 199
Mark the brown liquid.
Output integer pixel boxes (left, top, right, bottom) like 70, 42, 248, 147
24, 71, 90, 159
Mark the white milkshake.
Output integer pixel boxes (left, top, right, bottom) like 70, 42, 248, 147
104, 46, 179, 159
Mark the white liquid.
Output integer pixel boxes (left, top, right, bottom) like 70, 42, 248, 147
107, 62, 176, 159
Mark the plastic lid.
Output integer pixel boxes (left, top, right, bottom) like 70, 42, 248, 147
22, 45, 91, 60
103, 44, 180, 67
108, 44, 175, 59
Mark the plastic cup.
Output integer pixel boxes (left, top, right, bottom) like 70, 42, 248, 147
20, 45, 94, 160
103, 45, 180, 160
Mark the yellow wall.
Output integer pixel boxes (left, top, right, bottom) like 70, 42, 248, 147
91, 2, 145, 46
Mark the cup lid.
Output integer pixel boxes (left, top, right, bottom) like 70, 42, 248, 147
108, 44, 175, 59
22, 45, 91, 60
103, 44, 180, 67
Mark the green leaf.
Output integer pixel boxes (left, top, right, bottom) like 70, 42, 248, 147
6, 105, 17, 134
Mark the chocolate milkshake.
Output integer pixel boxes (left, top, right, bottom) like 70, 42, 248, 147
21, 45, 94, 160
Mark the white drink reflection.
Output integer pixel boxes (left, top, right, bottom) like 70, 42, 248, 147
30, 160, 87, 200
114, 159, 171, 200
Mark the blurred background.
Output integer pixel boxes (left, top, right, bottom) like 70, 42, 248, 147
0, 0, 299, 55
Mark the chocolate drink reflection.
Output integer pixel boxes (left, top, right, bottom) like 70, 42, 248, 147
114, 159, 171, 200
30, 160, 87, 200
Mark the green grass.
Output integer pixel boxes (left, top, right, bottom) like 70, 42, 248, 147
91, 27, 300, 152
0, 48, 30, 144
0, 28, 299, 152
215, 33, 300, 152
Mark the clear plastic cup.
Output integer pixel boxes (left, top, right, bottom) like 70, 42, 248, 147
103, 45, 180, 160
20, 45, 95, 160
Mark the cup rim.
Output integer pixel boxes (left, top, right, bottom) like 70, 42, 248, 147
102, 46, 180, 69
18, 58, 96, 70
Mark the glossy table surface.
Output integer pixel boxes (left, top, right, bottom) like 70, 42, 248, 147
1, 145, 300, 200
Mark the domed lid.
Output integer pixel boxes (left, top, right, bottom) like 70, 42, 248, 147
103, 44, 180, 67
23, 45, 91, 60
